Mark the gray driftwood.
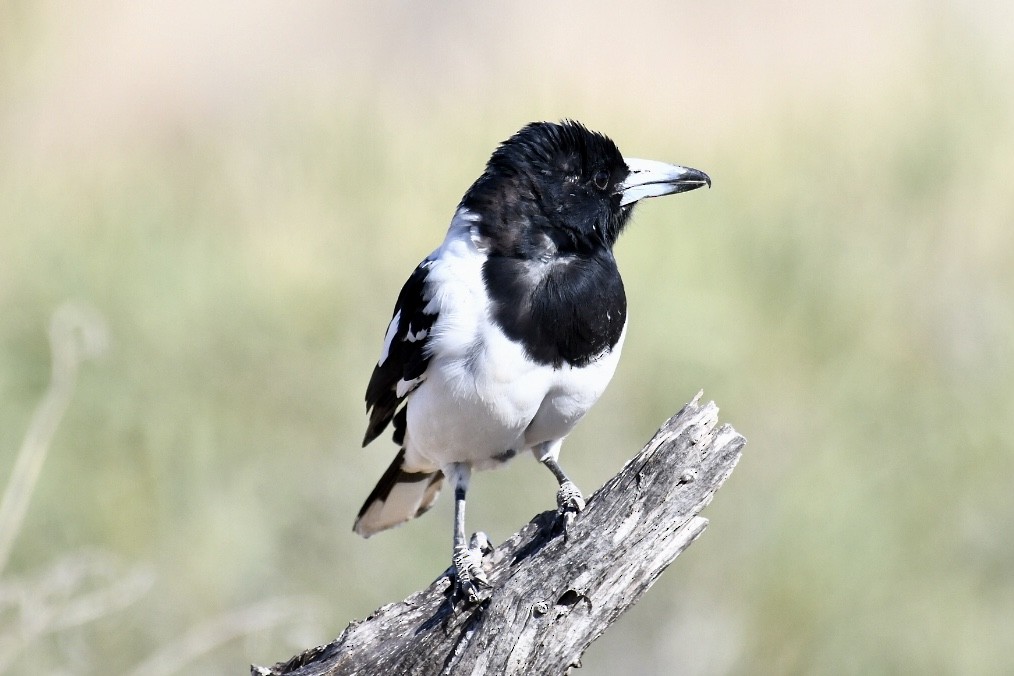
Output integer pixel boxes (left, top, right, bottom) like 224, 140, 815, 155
254, 393, 745, 676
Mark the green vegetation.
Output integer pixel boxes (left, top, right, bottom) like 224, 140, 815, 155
1, 4, 1012, 674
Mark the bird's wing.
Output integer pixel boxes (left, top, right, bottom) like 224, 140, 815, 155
362, 258, 438, 447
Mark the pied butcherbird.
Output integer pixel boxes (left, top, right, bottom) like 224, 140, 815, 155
353, 120, 710, 601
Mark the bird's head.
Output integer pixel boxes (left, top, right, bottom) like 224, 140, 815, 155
460, 120, 710, 256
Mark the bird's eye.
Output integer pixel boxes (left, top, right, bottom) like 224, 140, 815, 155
592, 169, 610, 191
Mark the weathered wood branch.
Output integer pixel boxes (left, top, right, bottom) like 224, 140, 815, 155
255, 393, 745, 676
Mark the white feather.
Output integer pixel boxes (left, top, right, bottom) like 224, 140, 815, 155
377, 310, 400, 366
405, 327, 428, 343
354, 474, 443, 537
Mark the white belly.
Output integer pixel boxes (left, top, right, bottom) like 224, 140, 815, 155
404, 319, 625, 472
523, 327, 625, 446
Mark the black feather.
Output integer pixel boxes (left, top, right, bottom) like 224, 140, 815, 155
362, 259, 438, 446
461, 121, 632, 367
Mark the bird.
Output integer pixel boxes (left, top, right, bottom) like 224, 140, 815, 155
353, 120, 710, 601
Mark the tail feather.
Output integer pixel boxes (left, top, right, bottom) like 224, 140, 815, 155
354, 449, 444, 537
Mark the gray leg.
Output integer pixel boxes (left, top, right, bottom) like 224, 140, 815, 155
447, 463, 489, 602
534, 441, 585, 530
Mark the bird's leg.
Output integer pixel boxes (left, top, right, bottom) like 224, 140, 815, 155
534, 441, 585, 532
447, 463, 489, 603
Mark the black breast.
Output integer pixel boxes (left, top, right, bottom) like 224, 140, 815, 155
483, 251, 627, 368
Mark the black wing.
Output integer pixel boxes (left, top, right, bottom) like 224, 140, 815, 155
362, 259, 438, 447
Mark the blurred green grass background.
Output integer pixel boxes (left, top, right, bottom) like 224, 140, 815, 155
2, 1, 1013, 673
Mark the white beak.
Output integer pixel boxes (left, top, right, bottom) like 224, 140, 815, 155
620, 158, 711, 207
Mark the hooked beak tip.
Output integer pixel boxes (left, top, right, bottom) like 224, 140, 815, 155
620, 159, 711, 206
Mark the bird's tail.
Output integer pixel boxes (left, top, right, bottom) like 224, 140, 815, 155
353, 449, 444, 537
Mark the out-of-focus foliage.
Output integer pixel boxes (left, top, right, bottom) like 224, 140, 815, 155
1, 1, 1012, 673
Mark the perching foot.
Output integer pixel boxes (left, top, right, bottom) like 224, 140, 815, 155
452, 537, 491, 603
556, 480, 585, 533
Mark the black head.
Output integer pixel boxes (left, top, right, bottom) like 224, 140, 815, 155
460, 120, 709, 256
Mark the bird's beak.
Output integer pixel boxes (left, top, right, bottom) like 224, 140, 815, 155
619, 158, 711, 207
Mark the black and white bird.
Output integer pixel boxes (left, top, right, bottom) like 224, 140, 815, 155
354, 120, 709, 600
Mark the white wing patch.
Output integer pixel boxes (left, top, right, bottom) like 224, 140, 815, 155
396, 376, 424, 398
405, 326, 428, 343
378, 309, 401, 366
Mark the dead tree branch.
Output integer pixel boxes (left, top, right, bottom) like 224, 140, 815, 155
255, 393, 745, 676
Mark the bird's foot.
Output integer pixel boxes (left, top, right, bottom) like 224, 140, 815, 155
452, 533, 493, 603
556, 480, 585, 534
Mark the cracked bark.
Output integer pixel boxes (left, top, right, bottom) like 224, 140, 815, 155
254, 393, 745, 676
